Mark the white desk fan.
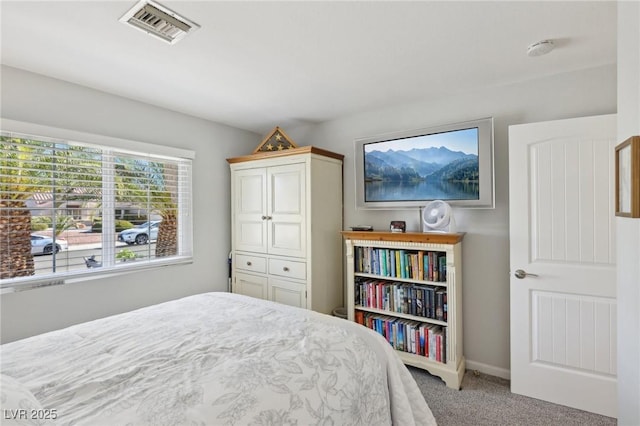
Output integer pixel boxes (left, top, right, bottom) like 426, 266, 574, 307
422, 200, 456, 233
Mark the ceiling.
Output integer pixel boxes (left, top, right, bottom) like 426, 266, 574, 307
0, 1, 617, 135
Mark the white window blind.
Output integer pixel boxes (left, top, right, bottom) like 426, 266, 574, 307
0, 126, 193, 291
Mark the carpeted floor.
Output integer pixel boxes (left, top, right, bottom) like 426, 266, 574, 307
409, 367, 617, 426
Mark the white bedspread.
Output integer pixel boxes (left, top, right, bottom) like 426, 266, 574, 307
1, 292, 435, 426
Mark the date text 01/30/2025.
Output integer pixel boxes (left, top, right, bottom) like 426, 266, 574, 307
3, 409, 58, 421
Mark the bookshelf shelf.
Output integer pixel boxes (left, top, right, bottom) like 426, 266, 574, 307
343, 231, 465, 389
354, 272, 448, 288
355, 305, 448, 327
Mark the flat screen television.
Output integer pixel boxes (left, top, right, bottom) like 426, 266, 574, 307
354, 117, 495, 209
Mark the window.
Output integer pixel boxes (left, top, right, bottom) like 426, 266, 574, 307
0, 120, 193, 291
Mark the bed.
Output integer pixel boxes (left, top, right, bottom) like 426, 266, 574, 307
1, 292, 436, 426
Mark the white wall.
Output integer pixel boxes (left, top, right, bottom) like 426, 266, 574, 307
616, 1, 640, 424
290, 64, 617, 376
0, 66, 259, 343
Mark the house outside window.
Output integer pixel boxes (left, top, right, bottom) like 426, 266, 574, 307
0, 120, 193, 291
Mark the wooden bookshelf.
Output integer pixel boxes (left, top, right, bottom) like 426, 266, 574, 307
343, 231, 465, 389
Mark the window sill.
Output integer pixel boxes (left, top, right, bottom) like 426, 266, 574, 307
0, 256, 193, 293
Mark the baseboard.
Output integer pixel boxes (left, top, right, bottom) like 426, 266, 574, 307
465, 359, 511, 380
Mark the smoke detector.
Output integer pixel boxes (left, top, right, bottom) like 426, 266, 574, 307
527, 40, 555, 57
120, 0, 199, 45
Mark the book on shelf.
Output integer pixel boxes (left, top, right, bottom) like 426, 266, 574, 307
435, 289, 445, 321
354, 246, 447, 282
399, 250, 406, 279
354, 277, 448, 322
359, 312, 447, 363
389, 249, 395, 277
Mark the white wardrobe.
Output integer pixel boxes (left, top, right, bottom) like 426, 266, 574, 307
227, 146, 344, 314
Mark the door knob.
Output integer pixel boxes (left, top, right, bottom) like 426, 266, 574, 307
514, 269, 538, 279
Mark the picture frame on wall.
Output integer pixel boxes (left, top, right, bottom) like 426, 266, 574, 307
615, 136, 640, 218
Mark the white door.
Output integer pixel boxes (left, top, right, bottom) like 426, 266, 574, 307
267, 163, 306, 258
233, 168, 268, 253
509, 114, 617, 418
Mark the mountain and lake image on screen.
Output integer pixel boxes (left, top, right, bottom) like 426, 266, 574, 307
364, 127, 480, 202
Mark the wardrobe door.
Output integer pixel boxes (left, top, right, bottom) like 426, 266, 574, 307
233, 167, 268, 253
267, 162, 306, 258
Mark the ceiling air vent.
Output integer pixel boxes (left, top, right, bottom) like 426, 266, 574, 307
120, 0, 199, 45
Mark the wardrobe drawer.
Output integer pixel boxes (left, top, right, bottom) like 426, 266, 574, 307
269, 258, 306, 280
235, 253, 267, 274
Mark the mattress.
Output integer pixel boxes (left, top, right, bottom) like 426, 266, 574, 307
1, 292, 436, 425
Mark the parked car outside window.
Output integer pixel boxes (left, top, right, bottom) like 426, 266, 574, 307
117, 221, 161, 245
30, 234, 68, 255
